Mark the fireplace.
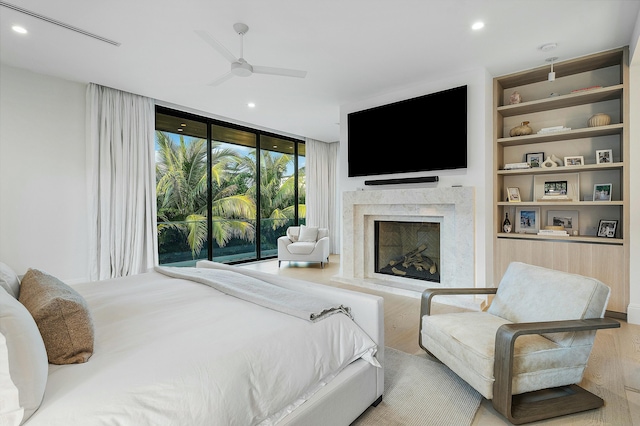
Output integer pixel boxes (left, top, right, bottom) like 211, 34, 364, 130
375, 221, 440, 283
334, 186, 475, 298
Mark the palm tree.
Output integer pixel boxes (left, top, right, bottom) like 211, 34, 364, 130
155, 132, 255, 259
239, 150, 305, 231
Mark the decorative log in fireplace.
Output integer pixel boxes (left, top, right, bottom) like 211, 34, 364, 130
379, 243, 440, 283
389, 244, 437, 273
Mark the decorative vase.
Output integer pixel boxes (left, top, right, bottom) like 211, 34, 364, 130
503, 212, 512, 233
542, 157, 558, 168
509, 91, 522, 105
588, 113, 611, 127
509, 121, 533, 137
550, 154, 563, 166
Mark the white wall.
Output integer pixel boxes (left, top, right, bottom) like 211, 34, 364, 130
338, 68, 494, 287
0, 64, 89, 283
626, 7, 640, 324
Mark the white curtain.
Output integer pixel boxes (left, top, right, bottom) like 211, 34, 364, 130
86, 83, 158, 280
305, 138, 339, 253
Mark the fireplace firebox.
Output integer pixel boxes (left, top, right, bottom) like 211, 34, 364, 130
374, 220, 440, 283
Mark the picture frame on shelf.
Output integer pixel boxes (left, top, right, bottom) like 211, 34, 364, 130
564, 156, 584, 166
596, 149, 613, 164
507, 187, 521, 202
547, 210, 579, 234
534, 173, 579, 201
593, 183, 612, 201
543, 181, 568, 197
525, 152, 544, 168
597, 219, 618, 238
515, 207, 540, 234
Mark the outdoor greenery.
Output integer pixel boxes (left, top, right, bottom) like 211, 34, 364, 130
155, 131, 305, 262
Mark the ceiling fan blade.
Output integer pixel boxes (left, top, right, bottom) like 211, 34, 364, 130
252, 65, 307, 78
208, 71, 235, 86
194, 30, 238, 63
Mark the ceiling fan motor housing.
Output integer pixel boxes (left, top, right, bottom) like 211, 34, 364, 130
231, 59, 253, 77
233, 23, 249, 35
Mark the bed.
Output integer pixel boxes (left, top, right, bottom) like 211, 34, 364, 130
0, 260, 384, 426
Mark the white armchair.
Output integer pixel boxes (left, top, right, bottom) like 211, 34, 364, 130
419, 262, 620, 424
277, 226, 330, 268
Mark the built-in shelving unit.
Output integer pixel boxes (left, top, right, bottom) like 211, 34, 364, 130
493, 47, 629, 315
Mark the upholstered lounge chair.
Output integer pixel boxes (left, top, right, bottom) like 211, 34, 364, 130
277, 226, 330, 268
419, 262, 620, 424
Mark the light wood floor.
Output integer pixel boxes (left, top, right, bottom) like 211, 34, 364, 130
240, 255, 640, 426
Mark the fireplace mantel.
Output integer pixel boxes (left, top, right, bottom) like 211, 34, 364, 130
334, 186, 475, 299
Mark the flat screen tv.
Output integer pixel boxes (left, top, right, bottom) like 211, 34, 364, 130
347, 85, 467, 177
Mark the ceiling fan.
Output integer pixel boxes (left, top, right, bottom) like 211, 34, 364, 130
195, 23, 307, 86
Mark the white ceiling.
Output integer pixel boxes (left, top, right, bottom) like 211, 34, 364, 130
1, 0, 639, 142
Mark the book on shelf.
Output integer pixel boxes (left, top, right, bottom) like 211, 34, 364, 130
503, 162, 530, 170
537, 229, 569, 236
537, 126, 571, 134
538, 195, 572, 201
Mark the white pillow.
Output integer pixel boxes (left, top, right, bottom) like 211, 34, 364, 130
298, 226, 319, 242
286, 227, 299, 242
0, 262, 20, 299
0, 287, 48, 424
0, 332, 23, 426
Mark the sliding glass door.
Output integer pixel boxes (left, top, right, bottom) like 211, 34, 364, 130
155, 106, 304, 266
208, 123, 257, 263
257, 135, 305, 257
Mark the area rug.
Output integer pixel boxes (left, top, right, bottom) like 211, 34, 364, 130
352, 347, 482, 426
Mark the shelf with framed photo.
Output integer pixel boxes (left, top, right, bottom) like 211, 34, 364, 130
597, 219, 618, 238
564, 156, 584, 167
593, 183, 613, 202
533, 173, 577, 202
493, 46, 629, 314
506, 187, 521, 202
496, 232, 623, 245
514, 206, 540, 234
496, 161, 623, 175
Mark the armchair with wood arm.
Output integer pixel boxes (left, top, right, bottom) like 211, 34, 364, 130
419, 262, 620, 424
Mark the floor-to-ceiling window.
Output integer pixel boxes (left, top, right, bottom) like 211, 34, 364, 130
258, 135, 305, 257
155, 106, 305, 266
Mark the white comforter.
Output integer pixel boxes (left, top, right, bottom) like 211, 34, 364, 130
25, 269, 379, 426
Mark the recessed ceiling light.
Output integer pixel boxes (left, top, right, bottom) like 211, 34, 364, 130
247, 102, 256, 108
539, 43, 558, 52
177, 128, 183, 132
12, 25, 27, 34
471, 22, 484, 30
180, 123, 187, 127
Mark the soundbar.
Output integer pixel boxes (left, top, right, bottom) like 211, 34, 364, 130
364, 176, 439, 186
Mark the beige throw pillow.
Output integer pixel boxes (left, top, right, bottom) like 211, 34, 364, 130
19, 269, 94, 365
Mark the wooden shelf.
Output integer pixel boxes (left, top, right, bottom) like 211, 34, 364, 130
495, 49, 625, 89
497, 85, 623, 116
498, 201, 624, 207
497, 124, 623, 146
498, 162, 623, 175
497, 233, 623, 245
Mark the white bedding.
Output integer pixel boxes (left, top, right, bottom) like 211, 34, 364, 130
24, 268, 379, 426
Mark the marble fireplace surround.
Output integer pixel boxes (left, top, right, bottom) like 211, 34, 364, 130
334, 186, 475, 299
